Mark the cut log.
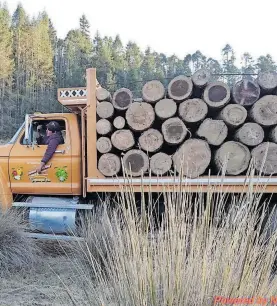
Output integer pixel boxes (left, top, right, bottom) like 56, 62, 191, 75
178, 98, 208, 124
196, 119, 228, 146
138, 128, 164, 153
125, 102, 155, 131
234, 123, 264, 147
251, 142, 277, 175
162, 117, 188, 145
112, 88, 133, 110
249, 95, 277, 127
122, 149, 149, 177
98, 153, 121, 177
155, 99, 177, 119
96, 119, 112, 135
142, 80, 165, 103
96, 101, 114, 119
113, 116, 125, 129
96, 137, 112, 154
218, 104, 247, 128
214, 141, 250, 175
257, 71, 277, 93
96, 87, 111, 102
269, 126, 277, 143
203, 81, 231, 109
172, 138, 211, 178
232, 79, 260, 106
111, 129, 135, 151
168, 75, 193, 102
192, 69, 211, 88
150, 152, 172, 176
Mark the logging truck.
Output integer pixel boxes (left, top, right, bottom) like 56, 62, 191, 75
1, 67, 277, 240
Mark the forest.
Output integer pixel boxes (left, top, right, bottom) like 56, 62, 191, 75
0, 2, 277, 138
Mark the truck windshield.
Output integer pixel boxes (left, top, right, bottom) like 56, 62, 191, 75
7, 123, 24, 144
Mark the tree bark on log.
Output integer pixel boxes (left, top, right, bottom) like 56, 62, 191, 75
214, 141, 250, 175
113, 116, 125, 129
249, 95, 277, 127
155, 99, 177, 119
234, 123, 264, 147
142, 80, 165, 103
112, 88, 133, 110
96, 87, 111, 102
138, 128, 164, 153
257, 71, 277, 93
162, 117, 188, 145
232, 79, 260, 106
111, 129, 135, 151
192, 69, 211, 88
269, 126, 277, 143
196, 119, 228, 146
96, 101, 114, 119
150, 152, 172, 175
203, 81, 231, 109
122, 149, 149, 177
96, 119, 112, 135
96, 137, 112, 154
168, 75, 193, 102
172, 138, 211, 178
251, 142, 277, 175
98, 153, 121, 176
178, 98, 208, 124
218, 104, 247, 128
125, 102, 155, 131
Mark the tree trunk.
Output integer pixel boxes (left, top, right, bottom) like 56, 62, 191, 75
142, 80, 165, 103
161, 117, 188, 145
214, 141, 250, 175
192, 69, 211, 88
122, 149, 149, 177
269, 126, 277, 143
234, 122, 264, 147
172, 138, 211, 178
96, 101, 114, 119
232, 79, 260, 106
112, 88, 133, 110
138, 128, 164, 153
111, 129, 135, 151
113, 116, 125, 129
125, 102, 155, 131
96, 119, 112, 135
155, 98, 177, 119
196, 119, 228, 146
150, 152, 172, 175
96, 137, 112, 154
167, 75, 193, 102
218, 104, 247, 128
96, 87, 111, 102
98, 153, 121, 177
251, 142, 277, 175
257, 71, 277, 93
249, 95, 277, 126
203, 81, 231, 109
178, 98, 208, 124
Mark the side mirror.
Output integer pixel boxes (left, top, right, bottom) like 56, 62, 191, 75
24, 114, 31, 144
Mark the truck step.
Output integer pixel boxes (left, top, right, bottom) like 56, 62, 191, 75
22, 232, 84, 241
12, 202, 94, 209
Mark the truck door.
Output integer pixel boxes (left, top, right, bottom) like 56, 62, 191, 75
9, 117, 72, 195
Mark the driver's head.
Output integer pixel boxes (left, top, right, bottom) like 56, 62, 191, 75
46, 121, 60, 136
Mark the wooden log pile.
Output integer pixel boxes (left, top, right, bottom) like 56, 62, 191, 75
95, 70, 277, 178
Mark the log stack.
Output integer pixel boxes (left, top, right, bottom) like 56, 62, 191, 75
95, 70, 277, 177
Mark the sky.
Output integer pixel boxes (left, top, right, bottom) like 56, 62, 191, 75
3, 0, 277, 64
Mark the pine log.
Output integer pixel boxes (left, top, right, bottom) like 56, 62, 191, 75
96, 101, 114, 119
232, 79, 260, 106
162, 117, 188, 145
96, 119, 112, 135
257, 71, 277, 93
142, 80, 165, 103
138, 128, 164, 153
122, 149, 149, 176
269, 126, 277, 143
168, 75, 193, 102
203, 81, 231, 109
178, 98, 208, 124
96, 87, 111, 102
214, 141, 250, 175
234, 123, 264, 147
125, 102, 155, 131
113, 116, 125, 129
155, 99, 177, 119
218, 104, 247, 128
249, 95, 277, 127
251, 142, 277, 175
98, 153, 121, 177
96, 137, 112, 154
172, 138, 211, 178
150, 152, 172, 176
192, 69, 211, 88
112, 88, 133, 110
196, 119, 228, 146
111, 129, 135, 151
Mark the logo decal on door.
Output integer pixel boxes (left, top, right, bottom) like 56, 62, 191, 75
11, 167, 23, 180
55, 166, 68, 182
28, 164, 52, 183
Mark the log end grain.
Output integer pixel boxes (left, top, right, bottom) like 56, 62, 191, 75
232, 79, 260, 106
138, 128, 164, 153
192, 69, 211, 87
122, 149, 149, 177
257, 71, 277, 92
96, 119, 112, 135
162, 117, 188, 145
218, 104, 247, 128
142, 80, 165, 103
150, 152, 172, 175
178, 98, 208, 124
111, 129, 135, 151
234, 122, 264, 147
96, 87, 111, 102
113, 116, 126, 129
269, 126, 277, 143
98, 153, 121, 177
112, 88, 133, 110
155, 99, 177, 119
203, 81, 231, 108
96, 137, 112, 154
168, 75, 193, 102
251, 142, 277, 175
96, 101, 114, 119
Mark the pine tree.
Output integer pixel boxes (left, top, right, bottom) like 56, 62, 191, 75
79, 14, 90, 38
221, 44, 240, 85
241, 52, 256, 80
255, 54, 277, 72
